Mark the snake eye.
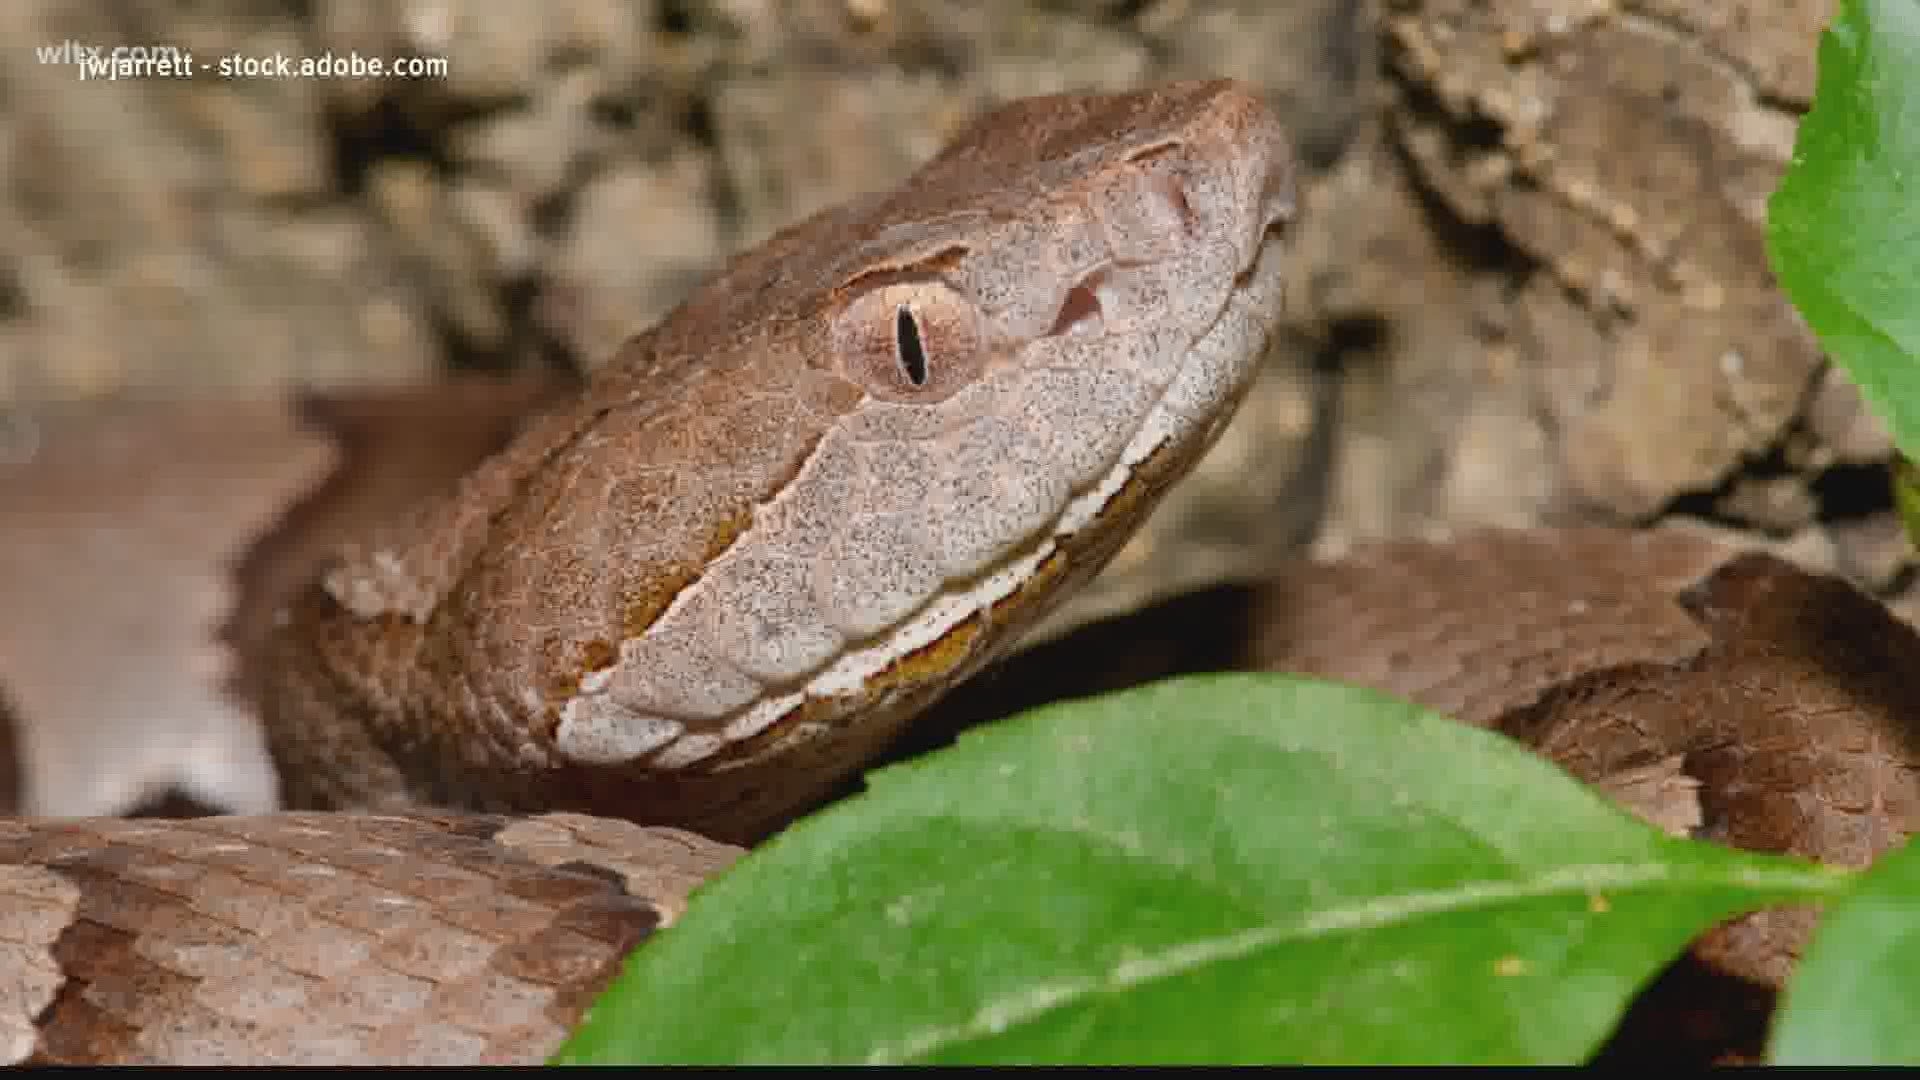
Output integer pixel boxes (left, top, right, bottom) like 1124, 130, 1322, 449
832, 280, 985, 403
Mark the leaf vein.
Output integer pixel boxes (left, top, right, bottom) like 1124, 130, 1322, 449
865, 860, 1789, 1063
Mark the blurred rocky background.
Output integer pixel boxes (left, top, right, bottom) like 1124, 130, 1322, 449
4, 0, 1901, 628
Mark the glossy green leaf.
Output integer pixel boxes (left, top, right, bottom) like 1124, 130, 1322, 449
1772, 835, 1920, 1064
556, 675, 1837, 1065
1767, 0, 1920, 453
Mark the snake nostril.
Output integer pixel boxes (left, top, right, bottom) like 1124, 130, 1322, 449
1151, 170, 1197, 233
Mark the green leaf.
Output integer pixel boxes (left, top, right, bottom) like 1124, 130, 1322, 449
1771, 835, 1920, 1064
555, 674, 1838, 1065
1767, 0, 1920, 453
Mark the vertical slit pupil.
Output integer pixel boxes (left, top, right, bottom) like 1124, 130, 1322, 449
895, 305, 929, 387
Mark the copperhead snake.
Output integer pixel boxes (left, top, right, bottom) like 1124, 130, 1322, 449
3, 79, 1916, 1064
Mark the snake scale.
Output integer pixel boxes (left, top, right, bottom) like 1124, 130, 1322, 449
5, 79, 1920, 1064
